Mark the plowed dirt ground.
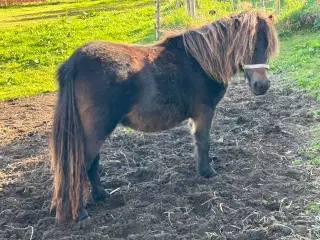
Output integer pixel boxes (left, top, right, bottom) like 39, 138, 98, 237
1, 75, 319, 240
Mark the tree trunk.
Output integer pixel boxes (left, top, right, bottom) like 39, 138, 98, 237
176, 0, 181, 8
155, 0, 160, 41
260, 0, 265, 8
195, 0, 199, 9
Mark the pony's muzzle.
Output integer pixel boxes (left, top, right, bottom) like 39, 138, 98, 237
251, 79, 270, 95
245, 68, 270, 95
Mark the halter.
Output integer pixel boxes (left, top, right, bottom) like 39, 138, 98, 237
242, 64, 269, 84
242, 64, 269, 70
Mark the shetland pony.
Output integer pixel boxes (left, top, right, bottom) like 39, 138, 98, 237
50, 11, 279, 221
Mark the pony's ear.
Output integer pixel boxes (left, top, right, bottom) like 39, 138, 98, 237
266, 14, 275, 24
234, 18, 241, 29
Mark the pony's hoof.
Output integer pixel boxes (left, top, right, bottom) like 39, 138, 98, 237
76, 208, 89, 222
199, 166, 217, 178
92, 188, 110, 201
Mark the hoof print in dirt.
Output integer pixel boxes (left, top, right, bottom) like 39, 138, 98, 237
106, 193, 126, 210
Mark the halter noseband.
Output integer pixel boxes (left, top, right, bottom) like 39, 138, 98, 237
242, 64, 269, 84
242, 64, 269, 70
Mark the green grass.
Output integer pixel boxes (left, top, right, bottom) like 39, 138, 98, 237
0, 0, 159, 100
271, 0, 320, 101
273, 31, 320, 171
307, 126, 320, 166
306, 202, 320, 214
270, 31, 320, 102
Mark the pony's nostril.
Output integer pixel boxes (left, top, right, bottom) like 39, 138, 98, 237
254, 81, 260, 89
253, 80, 270, 90
252, 80, 270, 95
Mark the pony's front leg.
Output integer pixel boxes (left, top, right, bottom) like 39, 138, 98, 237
191, 106, 217, 178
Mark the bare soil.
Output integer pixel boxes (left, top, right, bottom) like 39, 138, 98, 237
0, 75, 319, 240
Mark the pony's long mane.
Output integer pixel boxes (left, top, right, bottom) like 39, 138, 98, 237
182, 11, 279, 84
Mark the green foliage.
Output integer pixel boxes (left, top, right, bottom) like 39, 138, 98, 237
0, 0, 157, 100
312, 110, 320, 118
277, 0, 320, 34
271, 31, 320, 101
314, 16, 320, 29
307, 140, 320, 166
294, 159, 301, 165
306, 202, 320, 214
125, 128, 134, 134
280, 0, 306, 18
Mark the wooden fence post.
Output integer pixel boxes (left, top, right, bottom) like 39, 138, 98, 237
155, 0, 160, 40
186, 0, 196, 18
276, 0, 281, 15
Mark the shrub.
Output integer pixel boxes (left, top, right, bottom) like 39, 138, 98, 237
277, 0, 320, 31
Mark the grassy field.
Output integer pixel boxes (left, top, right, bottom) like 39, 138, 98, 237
271, 31, 320, 101
0, 0, 160, 100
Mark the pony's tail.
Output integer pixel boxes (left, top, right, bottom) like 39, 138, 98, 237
50, 62, 86, 221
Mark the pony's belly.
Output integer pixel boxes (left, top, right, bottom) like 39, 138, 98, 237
121, 106, 187, 132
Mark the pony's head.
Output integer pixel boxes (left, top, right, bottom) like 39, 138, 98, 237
237, 12, 279, 95
183, 11, 279, 95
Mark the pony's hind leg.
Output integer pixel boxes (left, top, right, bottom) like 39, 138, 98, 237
75, 119, 117, 221
87, 154, 109, 201
191, 105, 217, 178
76, 165, 89, 222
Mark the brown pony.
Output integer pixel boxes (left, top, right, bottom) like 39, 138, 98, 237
50, 11, 279, 221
